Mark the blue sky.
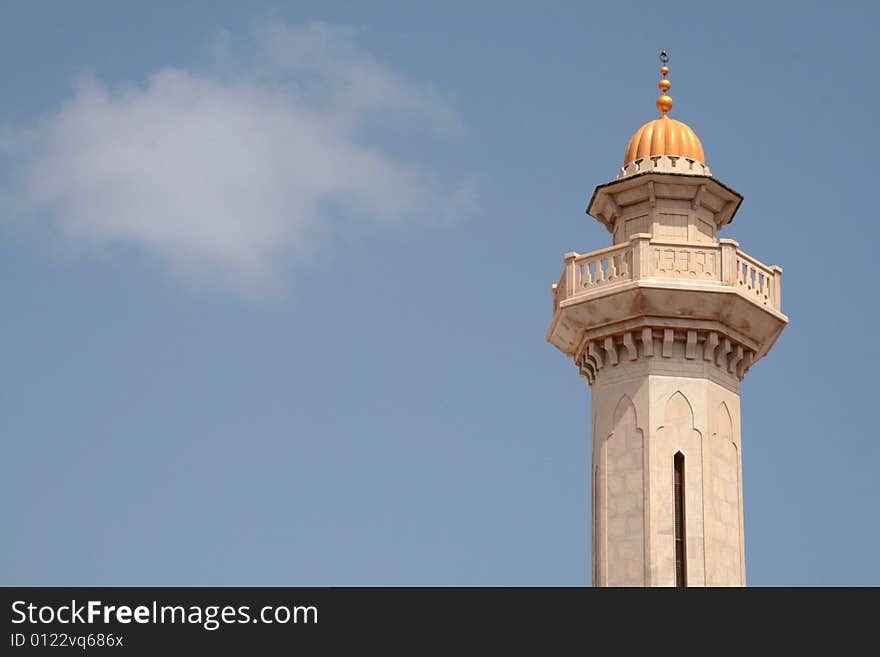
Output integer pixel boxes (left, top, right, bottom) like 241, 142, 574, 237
1, 1, 877, 586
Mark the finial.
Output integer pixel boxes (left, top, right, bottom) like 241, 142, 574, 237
657, 51, 673, 115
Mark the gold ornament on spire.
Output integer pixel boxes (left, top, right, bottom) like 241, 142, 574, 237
656, 51, 673, 115
621, 51, 707, 168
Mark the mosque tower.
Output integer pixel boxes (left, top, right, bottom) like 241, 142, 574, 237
546, 53, 787, 586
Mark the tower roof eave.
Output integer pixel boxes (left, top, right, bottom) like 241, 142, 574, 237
586, 171, 744, 232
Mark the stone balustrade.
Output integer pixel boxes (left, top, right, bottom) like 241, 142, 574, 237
552, 234, 782, 312
734, 250, 782, 310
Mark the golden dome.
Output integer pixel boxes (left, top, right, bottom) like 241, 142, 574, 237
622, 51, 706, 167
623, 115, 705, 166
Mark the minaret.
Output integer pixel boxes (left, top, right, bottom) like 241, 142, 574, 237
547, 53, 788, 587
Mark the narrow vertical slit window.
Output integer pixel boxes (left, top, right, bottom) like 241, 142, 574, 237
673, 452, 687, 587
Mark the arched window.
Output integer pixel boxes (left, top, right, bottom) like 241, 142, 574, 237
673, 452, 687, 587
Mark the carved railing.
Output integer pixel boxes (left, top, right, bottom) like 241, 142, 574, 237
651, 242, 721, 281
734, 250, 781, 309
554, 234, 782, 311
563, 242, 633, 296
551, 270, 566, 313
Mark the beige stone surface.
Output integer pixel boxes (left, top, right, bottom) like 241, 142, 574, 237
589, 344, 745, 586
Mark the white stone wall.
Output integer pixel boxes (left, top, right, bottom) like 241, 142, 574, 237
591, 359, 745, 587
592, 375, 648, 586
706, 397, 745, 586
603, 395, 646, 586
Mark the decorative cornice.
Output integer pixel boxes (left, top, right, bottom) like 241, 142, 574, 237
576, 327, 755, 388
618, 154, 711, 180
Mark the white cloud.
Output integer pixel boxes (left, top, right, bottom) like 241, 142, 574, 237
10, 22, 471, 291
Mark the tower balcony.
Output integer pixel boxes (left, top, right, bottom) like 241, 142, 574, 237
546, 234, 788, 370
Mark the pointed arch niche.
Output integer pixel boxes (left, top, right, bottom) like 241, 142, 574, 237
708, 401, 743, 585
602, 395, 645, 586
655, 391, 704, 587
